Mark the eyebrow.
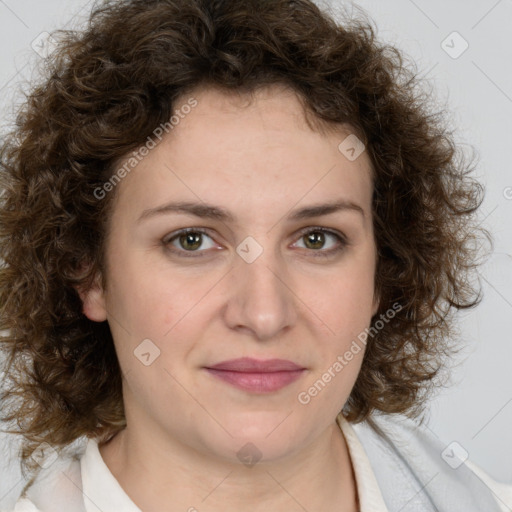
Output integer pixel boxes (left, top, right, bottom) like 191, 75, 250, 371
137, 199, 365, 224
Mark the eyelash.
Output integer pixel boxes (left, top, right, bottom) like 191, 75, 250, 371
162, 227, 348, 259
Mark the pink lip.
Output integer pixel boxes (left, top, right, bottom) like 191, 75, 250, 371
204, 358, 306, 393
207, 357, 304, 372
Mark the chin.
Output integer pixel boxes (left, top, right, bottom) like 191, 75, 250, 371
199, 416, 304, 460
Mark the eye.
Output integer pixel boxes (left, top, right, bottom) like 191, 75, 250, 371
163, 228, 219, 257
292, 227, 347, 257
162, 226, 348, 258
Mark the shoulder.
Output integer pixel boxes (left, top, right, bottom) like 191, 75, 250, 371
7, 497, 41, 512
10, 438, 88, 512
352, 412, 510, 512
465, 459, 512, 512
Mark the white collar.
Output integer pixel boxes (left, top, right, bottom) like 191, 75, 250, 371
336, 413, 389, 511
81, 438, 142, 512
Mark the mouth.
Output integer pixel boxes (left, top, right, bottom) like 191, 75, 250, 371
203, 357, 306, 393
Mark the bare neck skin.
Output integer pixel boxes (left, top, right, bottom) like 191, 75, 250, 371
99, 414, 359, 512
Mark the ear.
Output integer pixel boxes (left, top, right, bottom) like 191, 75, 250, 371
76, 273, 108, 322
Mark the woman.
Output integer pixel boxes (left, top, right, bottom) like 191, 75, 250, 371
0, 0, 506, 510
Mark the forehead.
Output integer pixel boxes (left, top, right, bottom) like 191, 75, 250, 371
110, 85, 374, 226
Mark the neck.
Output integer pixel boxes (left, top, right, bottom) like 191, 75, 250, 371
99, 416, 358, 512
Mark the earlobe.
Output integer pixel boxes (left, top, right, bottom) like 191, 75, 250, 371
77, 274, 108, 322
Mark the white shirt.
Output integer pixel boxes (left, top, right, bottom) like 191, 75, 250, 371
10, 413, 511, 512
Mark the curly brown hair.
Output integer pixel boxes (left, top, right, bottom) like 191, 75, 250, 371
0, 0, 488, 479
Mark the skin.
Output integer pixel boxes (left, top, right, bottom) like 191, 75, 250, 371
80, 84, 379, 512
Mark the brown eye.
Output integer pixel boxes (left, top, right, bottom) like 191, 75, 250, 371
177, 232, 203, 251
163, 228, 218, 256
303, 231, 327, 250
293, 227, 347, 257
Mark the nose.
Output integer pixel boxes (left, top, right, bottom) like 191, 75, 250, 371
222, 245, 298, 341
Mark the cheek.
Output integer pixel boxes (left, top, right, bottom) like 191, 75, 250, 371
315, 265, 376, 338
105, 254, 216, 358
103, 250, 168, 342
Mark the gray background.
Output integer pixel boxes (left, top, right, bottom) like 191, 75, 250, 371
0, 0, 511, 509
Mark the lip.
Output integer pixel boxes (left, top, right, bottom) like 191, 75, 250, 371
204, 357, 306, 393
206, 357, 304, 372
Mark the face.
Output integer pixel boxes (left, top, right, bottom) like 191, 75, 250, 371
81, 85, 379, 463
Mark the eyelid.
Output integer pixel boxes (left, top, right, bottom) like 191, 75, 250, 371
162, 227, 213, 245
292, 226, 348, 257
162, 227, 221, 257
162, 226, 348, 258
